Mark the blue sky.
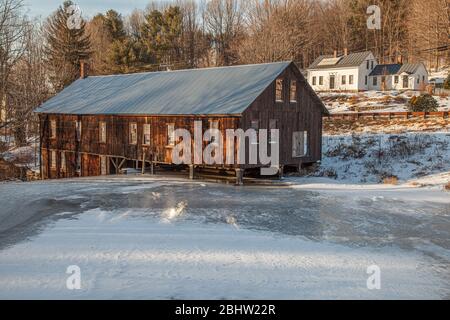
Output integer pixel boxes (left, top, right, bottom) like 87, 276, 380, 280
24, 0, 152, 18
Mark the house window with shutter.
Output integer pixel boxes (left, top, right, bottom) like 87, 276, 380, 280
312, 76, 317, 85
342, 75, 346, 85
51, 150, 57, 170
349, 75, 354, 85
365, 76, 368, 85
99, 121, 107, 143
50, 120, 57, 139
143, 124, 151, 146
129, 123, 137, 145
275, 79, 283, 102
373, 77, 378, 86
290, 80, 297, 102
319, 76, 323, 85
366, 61, 370, 70
167, 123, 176, 146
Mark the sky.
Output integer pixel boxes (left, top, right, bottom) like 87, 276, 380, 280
23, 0, 152, 19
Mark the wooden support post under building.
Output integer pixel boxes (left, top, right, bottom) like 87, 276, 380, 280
235, 168, 244, 185
278, 165, 284, 180
142, 152, 146, 174
189, 165, 195, 180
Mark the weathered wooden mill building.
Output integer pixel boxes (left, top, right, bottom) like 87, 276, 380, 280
35, 61, 328, 183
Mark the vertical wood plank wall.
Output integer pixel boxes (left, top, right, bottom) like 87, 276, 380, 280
39, 64, 325, 179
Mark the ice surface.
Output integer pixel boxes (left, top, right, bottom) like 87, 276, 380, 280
0, 177, 449, 299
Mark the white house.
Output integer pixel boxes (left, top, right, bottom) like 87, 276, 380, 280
307, 51, 428, 91
307, 51, 377, 92
368, 63, 428, 91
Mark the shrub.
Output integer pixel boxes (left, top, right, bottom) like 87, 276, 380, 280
444, 75, 450, 90
445, 182, 450, 191
408, 94, 439, 112
383, 176, 399, 185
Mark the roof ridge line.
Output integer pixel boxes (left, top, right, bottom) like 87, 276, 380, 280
87, 61, 293, 79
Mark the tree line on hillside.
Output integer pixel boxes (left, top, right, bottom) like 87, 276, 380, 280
0, 0, 449, 147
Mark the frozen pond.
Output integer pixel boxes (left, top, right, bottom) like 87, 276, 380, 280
0, 176, 449, 299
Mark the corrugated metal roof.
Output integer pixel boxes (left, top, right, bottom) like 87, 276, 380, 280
369, 63, 424, 76
369, 64, 402, 76
308, 51, 372, 70
36, 62, 292, 115
398, 63, 422, 75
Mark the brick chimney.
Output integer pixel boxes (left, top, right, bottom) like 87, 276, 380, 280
397, 55, 403, 65
344, 48, 348, 56
80, 61, 89, 79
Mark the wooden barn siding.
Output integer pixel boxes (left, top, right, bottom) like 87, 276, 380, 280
40, 114, 242, 179
242, 63, 323, 166
39, 64, 324, 179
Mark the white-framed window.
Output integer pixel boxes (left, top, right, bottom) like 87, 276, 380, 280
371, 61, 374, 69
341, 75, 346, 85
60, 151, 66, 172
319, 76, 323, 85
373, 77, 378, 86
312, 76, 317, 85
99, 121, 107, 143
129, 123, 137, 145
365, 76, 368, 85
349, 75, 354, 85
275, 79, 283, 102
50, 120, 57, 139
292, 131, 308, 158
143, 123, 151, 145
366, 60, 370, 70
290, 80, 297, 102
51, 150, 57, 170
167, 123, 176, 146
394, 76, 399, 84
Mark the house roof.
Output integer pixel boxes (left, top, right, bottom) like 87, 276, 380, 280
369, 64, 402, 76
369, 63, 425, 77
308, 51, 372, 70
37, 61, 317, 116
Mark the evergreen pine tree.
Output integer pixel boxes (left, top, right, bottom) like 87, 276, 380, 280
44, 0, 91, 91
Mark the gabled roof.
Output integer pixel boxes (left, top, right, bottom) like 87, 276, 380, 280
36, 62, 297, 116
308, 51, 372, 70
369, 63, 426, 77
398, 63, 424, 75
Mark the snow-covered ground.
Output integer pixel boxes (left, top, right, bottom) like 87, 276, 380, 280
315, 132, 450, 185
321, 90, 449, 114
0, 177, 449, 299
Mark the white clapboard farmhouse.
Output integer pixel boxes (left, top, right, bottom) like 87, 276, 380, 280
307, 50, 428, 92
